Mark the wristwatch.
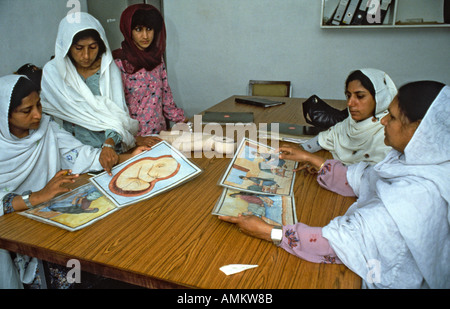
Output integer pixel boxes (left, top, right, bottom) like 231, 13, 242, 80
102, 143, 115, 149
21, 190, 33, 209
271, 226, 283, 246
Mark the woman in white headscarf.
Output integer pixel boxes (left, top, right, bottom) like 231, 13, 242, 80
302, 68, 396, 166
0, 75, 147, 288
220, 81, 449, 288
40, 13, 145, 174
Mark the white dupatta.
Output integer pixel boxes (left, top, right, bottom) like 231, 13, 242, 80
323, 86, 450, 288
318, 68, 396, 165
41, 12, 138, 150
1, 75, 103, 288
0, 75, 60, 213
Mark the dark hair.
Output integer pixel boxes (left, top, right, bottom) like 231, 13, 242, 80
16, 63, 42, 91
68, 29, 106, 62
345, 70, 376, 99
131, 9, 163, 33
397, 81, 445, 123
9, 77, 39, 118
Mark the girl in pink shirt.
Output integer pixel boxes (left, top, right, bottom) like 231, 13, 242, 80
113, 4, 186, 138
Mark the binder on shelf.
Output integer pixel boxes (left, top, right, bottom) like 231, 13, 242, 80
364, 0, 391, 25
332, 0, 350, 25
351, 0, 369, 25
342, 0, 361, 25
379, 0, 393, 25
445, 0, 450, 24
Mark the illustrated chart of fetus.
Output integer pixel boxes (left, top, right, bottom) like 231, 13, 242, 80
109, 155, 181, 197
90, 141, 202, 207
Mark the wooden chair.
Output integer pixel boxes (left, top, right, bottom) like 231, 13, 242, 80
248, 80, 292, 97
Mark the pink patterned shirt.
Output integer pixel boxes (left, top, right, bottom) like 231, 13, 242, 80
279, 160, 355, 264
115, 59, 185, 136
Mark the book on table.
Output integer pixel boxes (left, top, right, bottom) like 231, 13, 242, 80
235, 97, 285, 108
201, 111, 254, 124
20, 141, 202, 231
258, 122, 320, 141
212, 138, 298, 226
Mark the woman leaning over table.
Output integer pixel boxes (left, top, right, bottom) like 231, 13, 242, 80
0, 75, 147, 288
40, 13, 156, 174
220, 80, 450, 288
302, 68, 396, 166
113, 4, 187, 138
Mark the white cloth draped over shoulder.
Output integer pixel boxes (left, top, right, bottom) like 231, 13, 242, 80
323, 86, 450, 288
40, 12, 138, 150
318, 68, 396, 165
0, 74, 103, 288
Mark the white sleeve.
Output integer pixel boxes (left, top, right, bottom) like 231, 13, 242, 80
301, 135, 322, 153
51, 121, 103, 174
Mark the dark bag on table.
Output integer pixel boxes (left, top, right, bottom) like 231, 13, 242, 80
302, 95, 349, 131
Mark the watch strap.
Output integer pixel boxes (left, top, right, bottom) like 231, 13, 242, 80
21, 191, 33, 209
271, 226, 283, 245
102, 143, 115, 149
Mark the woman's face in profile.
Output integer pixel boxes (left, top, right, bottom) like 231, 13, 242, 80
8, 91, 42, 138
381, 97, 418, 153
69, 37, 100, 70
345, 80, 376, 122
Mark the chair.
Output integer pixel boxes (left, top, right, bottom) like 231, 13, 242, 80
248, 80, 292, 97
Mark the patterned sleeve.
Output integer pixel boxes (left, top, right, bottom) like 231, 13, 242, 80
160, 61, 185, 123
301, 135, 322, 153
2, 193, 18, 215
279, 223, 342, 264
317, 160, 356, 197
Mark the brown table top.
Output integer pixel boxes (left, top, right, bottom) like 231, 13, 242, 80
0, 96, 360, 289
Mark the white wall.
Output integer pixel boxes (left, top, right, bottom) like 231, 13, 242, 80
0, 0, 88, 75
1, 0, 449, 119
163, 0, 450, 117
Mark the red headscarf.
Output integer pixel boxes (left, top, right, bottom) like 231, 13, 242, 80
113, 4, 166, 74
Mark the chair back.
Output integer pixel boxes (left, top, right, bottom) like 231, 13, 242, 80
248, 80, 291, 97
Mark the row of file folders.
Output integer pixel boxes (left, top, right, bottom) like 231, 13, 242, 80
325, 0, 393, 26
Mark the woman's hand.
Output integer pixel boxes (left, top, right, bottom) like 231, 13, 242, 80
278, 145, 326, 174
219, 213, 274, 242
118, 146, 151, 164
278, 145, 309, 162
130, 145, 151, 156
135, 136, 162, 148
99, 146, 119, 176
29, 170, 80, 207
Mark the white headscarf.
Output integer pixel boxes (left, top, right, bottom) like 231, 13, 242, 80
323, 85, 450, 288
40, 12, 138, 150
0, 74, 103, 215
1, 75, 104, 288
318, 68, 396, 165
0, 75, 59, 211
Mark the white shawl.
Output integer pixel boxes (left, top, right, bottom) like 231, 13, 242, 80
318, 68, 396, 165
0, 75, 102, 288
40, 12, 138, 150
323, 86, 450, 288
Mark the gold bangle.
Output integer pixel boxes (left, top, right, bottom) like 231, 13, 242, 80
318, 162, 326, 171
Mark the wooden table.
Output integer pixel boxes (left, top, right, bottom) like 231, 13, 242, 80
0, 96, 361, 289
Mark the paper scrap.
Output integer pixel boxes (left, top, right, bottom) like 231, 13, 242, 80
220, 264, 258, 275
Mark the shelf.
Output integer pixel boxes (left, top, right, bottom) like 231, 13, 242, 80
321, 0, 450, 28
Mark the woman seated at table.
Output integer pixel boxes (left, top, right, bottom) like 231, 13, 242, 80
40, 13, 156, 171
301, 68, 396, 166
113, 4, 187, 137
0, 75, 147, 288
219, 80, 449, 288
